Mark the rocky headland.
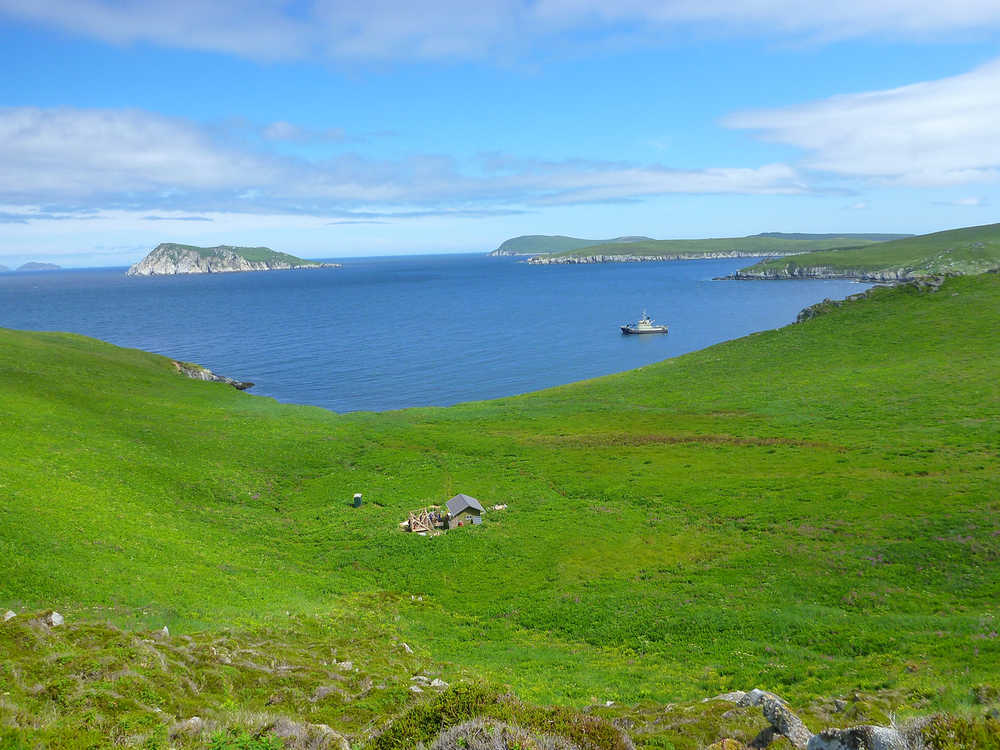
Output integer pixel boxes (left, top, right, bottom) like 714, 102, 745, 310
17, 261, 61, 271
127, 243, 340, 276
794, 275, 949, 323
489, 235, 652, 256
724, 224, 1000, 282
725, 266, 929, 282
526, 250, 805, 265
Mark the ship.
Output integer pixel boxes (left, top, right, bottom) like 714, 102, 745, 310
621, 311, 668, 335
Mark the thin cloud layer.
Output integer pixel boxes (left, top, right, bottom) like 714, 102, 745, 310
3, 0, 1000, 61
725, 57, 1000, 187
0, 106, 809, 219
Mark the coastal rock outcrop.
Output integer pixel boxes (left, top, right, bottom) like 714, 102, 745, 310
173, 360, 254, 390
127, 243, 340, 276
795, 276, 948, 323
726, 265, 922, 282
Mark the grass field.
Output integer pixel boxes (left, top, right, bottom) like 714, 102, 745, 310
2, 273, 999, 747
735, 223, 1000, 278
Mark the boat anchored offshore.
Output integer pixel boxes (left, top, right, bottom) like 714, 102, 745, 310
621, 311, 668, 335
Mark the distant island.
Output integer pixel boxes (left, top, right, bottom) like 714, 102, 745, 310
127, 243, 341, 276
0, 264, 8, 272
727, 223, 1000, 281
17, 262, 61, 271
503, 232, 912, 264
489, 235, 653, 256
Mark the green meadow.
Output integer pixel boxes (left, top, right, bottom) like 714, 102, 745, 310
736, 223, 1000, 277
2, 273, 999, 747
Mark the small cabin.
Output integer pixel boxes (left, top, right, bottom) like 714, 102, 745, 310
446, 494, 484, 529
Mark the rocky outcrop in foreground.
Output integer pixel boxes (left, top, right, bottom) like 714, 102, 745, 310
709, 689, 911, 750
127, 243, 340, 276
172, 360, 254, 390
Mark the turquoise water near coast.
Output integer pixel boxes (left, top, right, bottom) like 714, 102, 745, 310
0, 254, 867, 412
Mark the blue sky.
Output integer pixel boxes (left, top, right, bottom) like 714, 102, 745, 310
1, 1, 999, 266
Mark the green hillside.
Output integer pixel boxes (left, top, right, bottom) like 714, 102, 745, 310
735, 223, 1000, 279
491, 235, 652, 254
547, 234, 890, 259
2, 274, 999, 747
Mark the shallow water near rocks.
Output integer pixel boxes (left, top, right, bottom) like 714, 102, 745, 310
0, 254, 868, 412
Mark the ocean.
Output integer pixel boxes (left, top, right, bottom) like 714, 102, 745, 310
0, 254, 868, 412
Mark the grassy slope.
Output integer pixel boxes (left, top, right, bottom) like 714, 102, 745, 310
548, 235, 882, 258
493, 236, 652, 254
737, 223, 1000, 277
2, 274, 999, 744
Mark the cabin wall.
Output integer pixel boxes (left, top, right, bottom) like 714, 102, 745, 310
448, 509, 481, 529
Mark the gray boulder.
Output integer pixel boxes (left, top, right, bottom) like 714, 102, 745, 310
3, 610, 15, 622
762, 698, 812, 749
807, 726, 907, 750
268, 717, 349, 750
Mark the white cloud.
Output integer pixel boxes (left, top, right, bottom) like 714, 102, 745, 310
0, 107, 285, 197
531, 0, 1000, 42
3, 0, 1000, 61
845, 201, 870, 210
933, 196, 988, 206
0, 107, 809, 217
262, 121, 346, 142
724, 57, 1000, 187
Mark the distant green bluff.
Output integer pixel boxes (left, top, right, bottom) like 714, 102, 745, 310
126, 243, 340, 276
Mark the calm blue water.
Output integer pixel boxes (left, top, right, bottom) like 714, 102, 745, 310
0, 255, 867, 412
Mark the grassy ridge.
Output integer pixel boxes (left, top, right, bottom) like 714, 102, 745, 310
736, 223, 1000, 278
2, 274, 999, 745
492, 235, 652, 254
547, 234, 886, 258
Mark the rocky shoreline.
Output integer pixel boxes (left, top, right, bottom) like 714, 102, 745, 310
172, 360, 254, 390
794, 276, 948, 323
525, 251, 804, 265
723, 265, 925, 282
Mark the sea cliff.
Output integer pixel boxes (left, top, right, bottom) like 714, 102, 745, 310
725, 265, 923, 282
127, 243, 340, 276
526, 250, 805, 264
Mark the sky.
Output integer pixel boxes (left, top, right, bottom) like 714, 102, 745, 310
1, 1, 999, 267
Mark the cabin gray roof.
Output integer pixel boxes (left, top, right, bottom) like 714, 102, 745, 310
446, 494, 484, 516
